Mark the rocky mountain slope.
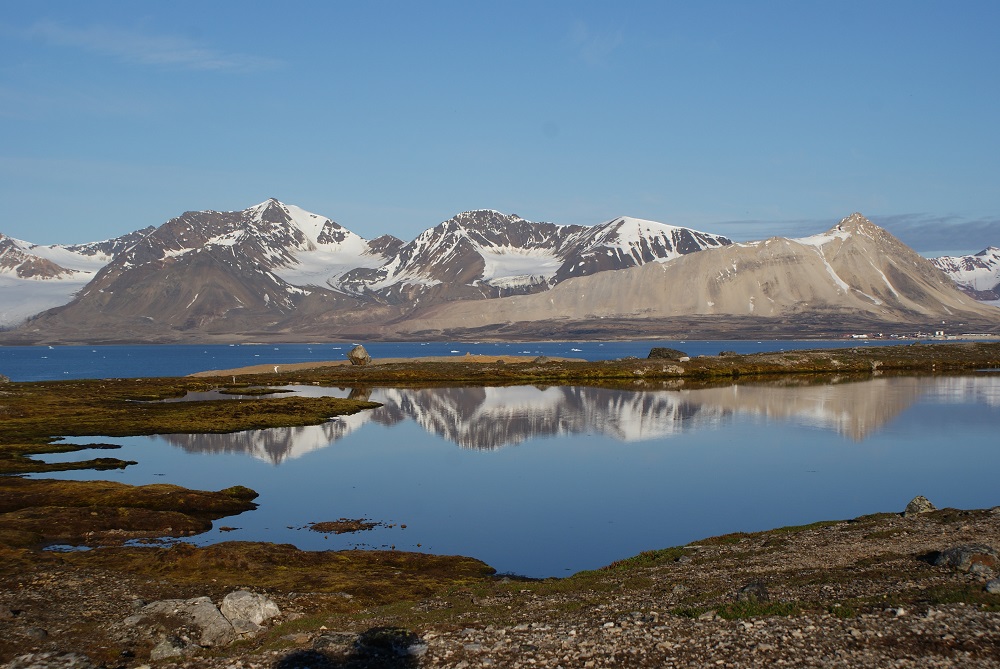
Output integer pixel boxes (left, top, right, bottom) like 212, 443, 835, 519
4, 204, 999, 342
932, 247, 1000, 301
0, 228, 154, 327
3, 200, 732, 340
396, 214, 1000, 337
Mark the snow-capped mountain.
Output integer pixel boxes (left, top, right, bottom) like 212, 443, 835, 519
397, 213, 1000, 336
932, 247, 1000, 301
4, 199, 733, 337
0, 228, 153, 327
336, 209, 731, 302
6, 202, 998, 343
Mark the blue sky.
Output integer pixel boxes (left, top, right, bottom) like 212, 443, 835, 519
1, 1, 998, 255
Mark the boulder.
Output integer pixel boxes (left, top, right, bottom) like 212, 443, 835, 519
985, 579, 1000, 594
126, 596, 235, 649
932, 545, 998, 573
348, 344, 372, 366
0, 373, 9, 383
647, 347, 688, 361
220, 590, 281, 627
903, 495, 936, 517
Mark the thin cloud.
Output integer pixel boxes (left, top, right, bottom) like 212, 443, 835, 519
568, 19, 624, 67
26, 21, 280, 73
713, 213, 1000, 257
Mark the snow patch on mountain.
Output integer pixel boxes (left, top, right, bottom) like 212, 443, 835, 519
932, 247, 1000, 294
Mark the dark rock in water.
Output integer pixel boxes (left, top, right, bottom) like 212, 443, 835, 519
736, 582, 769, 603
932, 544, 998, 573
718, 350, 739, 357
348, 344, 372, 366
648, 347, 688, 360
904, 495, 936, 517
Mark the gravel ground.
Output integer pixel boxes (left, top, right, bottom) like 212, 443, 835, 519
3, 505, 1000, 668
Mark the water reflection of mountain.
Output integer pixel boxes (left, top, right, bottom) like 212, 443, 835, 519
158, 375, 1000, 464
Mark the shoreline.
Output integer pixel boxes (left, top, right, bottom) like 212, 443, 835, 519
1, 500, 998, 666
2, 342, 999, 665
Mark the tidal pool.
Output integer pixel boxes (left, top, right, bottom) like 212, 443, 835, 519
39, 375, 1000, 577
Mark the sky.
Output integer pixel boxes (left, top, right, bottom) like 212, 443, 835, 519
1, 1, 998, 256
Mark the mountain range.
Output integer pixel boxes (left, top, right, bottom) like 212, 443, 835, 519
1, 200, 998, 343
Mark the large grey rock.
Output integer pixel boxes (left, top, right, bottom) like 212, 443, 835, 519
985, 579, 1000, 594
903, 495, 936, 517
129, 596, 235, 649
348, 344, 372, 366
933, 545, 998, 573
0, 373, 9, 383
220, 590, 280, 626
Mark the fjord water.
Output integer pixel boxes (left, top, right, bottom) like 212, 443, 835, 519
0, 339, 912, 381
38, 375, 1000, 578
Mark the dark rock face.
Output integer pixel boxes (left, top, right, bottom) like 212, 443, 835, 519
349, 345, 372, 366
648, 347, 688, 360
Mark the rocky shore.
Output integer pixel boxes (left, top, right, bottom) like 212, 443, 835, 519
2, 343, 1000, 667
2, 499, 999, 668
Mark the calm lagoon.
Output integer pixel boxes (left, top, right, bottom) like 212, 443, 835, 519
36, 374, 1000, 578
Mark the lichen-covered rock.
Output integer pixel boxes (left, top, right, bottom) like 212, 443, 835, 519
0, 373, 10, 383
932, 544, 998, 573
149, 637, 186, 661
3, 652, 98, 668
736, 581, 769, 603
220, 590, 280, 627
648, 347, 688, 360
348, 344, 372, 366
127, 596, 235, 650
904, 495, 936, 517
985, 579, 1000, 594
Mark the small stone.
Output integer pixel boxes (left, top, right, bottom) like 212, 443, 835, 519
348, 344, 372, 366
904, 495, 936, 517
736, 582, 769, 603
149, 637, 186, 661
969, 563, 995, 578
985, 579, 1000, 594
25, 627, 49, 641
4, 652, 98, 669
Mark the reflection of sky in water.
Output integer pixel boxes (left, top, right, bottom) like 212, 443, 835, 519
39, 375, 1000, 578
